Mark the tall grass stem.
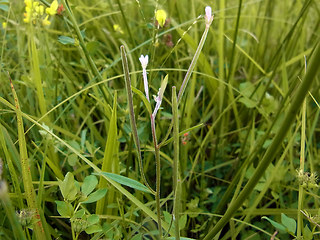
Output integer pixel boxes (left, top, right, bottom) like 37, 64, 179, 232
172, 86, 181, 240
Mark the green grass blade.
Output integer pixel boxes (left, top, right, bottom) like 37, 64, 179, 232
172, 86, 181, 240
96, 92, 119, 216
10, 79, 50, 240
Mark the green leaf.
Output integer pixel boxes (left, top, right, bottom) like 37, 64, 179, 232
58, 172, 78, 201
158, 74, 168, 101
82, 189, 107, 204
72, 209, 85, 219
0, 4, 8, 12
58, 36, 75, 45
68, 153, 78, 167
95, 172, 151, 193
281, 213, 296, 235
87, 214, 99, 226
238, 97, 257, 108
55, 201, 73, 217
132, 86, 152, 115
163, 211, 172, 224
179, 214, 187, 229
85, 224, 102, 234
261, 216, 286, 233
96, 92, 119, 215
81, 175, 98, 196
303, 224, 313, 240
238, 82, 261, 108
163, 211, 187, 230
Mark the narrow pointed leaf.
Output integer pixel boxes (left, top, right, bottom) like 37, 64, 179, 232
95, 172, 151, 193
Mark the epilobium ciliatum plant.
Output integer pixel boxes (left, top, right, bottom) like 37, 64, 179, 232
2, 1, 319, 239
121, 6, 214, 239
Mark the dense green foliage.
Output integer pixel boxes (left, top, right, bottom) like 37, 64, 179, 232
0, 0, 319, 239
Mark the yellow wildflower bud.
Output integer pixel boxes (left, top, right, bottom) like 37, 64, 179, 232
155, 9, 167, 28
46, 0, 58, 16
42, 15, 51, 26
2, 22, 7, 29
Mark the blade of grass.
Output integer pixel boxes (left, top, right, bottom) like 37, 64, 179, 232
172, 86, 181, 240
297, 98, 307, 237
9, 78, 50, 240
96, 91, 119, 216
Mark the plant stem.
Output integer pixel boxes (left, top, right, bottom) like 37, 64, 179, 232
10, 78, 49, 240
297, 98, 306, 238
160, 20, 212, 147
172, 86, 181, 240
202, 42, 320, 240
120, 45, 155, 194
150, 115, 163, 238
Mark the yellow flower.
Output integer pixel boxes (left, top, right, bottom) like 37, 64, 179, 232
35, 5, 44, 16
24, 0, 32, 8
32, 1, 39, 8
155, 9, 167, 28
23, 11, 32, 23
42, 15, 51, 26
113, 24, 124, 34
46, 0, 58, 16
2, 22, 7, 29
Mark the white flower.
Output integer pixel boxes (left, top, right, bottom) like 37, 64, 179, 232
205, 6, 213, 27
139, 55, 150, 101
139, 55, 148, 69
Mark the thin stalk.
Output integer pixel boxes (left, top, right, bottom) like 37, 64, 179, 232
177, 23, 211, 102
150, 115, 163, 239
203, 43, 320, 240
160, 16, 213, 147
172, 86, 181, 240
10, 78, 49, 240
120, 46, 155, 194
297, 98, 306, 238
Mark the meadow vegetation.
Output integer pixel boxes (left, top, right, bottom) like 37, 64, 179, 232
0, 0, 320, 239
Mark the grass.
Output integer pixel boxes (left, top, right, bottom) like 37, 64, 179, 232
0, 0, 320, 239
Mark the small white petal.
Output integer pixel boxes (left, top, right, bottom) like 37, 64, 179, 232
205, 6, 213, 27
139, 54, 150, 101
139, 55, 149, 69
205, 6, 212, 20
